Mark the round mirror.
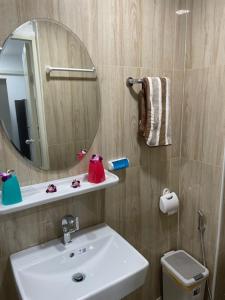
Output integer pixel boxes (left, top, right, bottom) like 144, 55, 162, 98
0, 20, 100, 170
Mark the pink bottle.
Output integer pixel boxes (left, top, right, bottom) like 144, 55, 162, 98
88, 155, 105, 184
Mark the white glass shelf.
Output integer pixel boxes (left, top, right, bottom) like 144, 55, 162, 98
0, 170, 119, 215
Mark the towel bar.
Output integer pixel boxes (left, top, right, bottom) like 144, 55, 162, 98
46, 66, 96, 74
126, 77, 143, 87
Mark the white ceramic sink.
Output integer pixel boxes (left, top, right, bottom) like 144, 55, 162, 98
10, 224, 149, 300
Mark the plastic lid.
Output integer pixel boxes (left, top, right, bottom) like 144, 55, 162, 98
161, 250, 209, 287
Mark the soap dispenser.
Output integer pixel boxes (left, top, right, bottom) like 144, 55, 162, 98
0, 170, 22, 205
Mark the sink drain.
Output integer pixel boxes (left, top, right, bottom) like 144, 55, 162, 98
72, 272, 85, 282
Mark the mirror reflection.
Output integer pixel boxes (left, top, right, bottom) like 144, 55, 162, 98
0, 20, 100, 170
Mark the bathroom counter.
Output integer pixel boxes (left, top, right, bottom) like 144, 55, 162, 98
0, 170, 119, 215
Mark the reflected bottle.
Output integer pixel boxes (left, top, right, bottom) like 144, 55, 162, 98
0, 170, 22, 205
88, 155, 105, 184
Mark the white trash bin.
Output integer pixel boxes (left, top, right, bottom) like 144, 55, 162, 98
161, 250, 209, 300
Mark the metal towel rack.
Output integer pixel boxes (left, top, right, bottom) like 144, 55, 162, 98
45, 65, 96, 74
126, 77, 143, 87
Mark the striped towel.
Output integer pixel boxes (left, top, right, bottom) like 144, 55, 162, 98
139, 77, 172, 146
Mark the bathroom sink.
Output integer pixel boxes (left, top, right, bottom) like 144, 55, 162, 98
10, 224, 149, 300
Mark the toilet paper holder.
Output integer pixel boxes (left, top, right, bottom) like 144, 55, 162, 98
159, 188, 179, 215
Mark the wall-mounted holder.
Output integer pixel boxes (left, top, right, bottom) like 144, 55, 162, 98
45, 65, 96, 75
108, 157, 129, 171
0, 170, 119, 215
126, 77, 143, 87
159, 188, 179, 215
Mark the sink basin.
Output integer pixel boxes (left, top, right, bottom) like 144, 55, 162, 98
10, 224, 149, 300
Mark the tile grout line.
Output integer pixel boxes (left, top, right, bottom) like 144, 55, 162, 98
177, 9, 189, 250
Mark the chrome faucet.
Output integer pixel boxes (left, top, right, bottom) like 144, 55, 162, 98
61, 215, 79, 245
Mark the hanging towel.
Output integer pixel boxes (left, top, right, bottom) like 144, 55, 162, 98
139, 77, 172, 146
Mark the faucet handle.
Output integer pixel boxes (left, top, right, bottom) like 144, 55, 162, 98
62, 215, 77, 233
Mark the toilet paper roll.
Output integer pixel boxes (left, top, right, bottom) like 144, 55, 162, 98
159, 192, 179, 215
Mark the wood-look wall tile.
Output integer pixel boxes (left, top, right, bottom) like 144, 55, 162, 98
17, 0, 60, 22
98, 0, 177, 69
173, 0, 188, 70
178, 159, 202, 242
0, 0, 20, 46
151, 0, 176, 70
170, 158, 180, 194
98, 65, 142, 168
178, 159, 222, 280
105, 167, 142, 249
140, 146, 171, 196
1, 211, 44, 254
66, 192, 104, 228
178, 160, 222, 292
97, 0, 142, 67
214, 248, 225, 299
0, 193, 103, 261
98, 65, 125, 160
198, 163, 222, 244
181, 67, 225, 166
1, 257, 18, 300
104, 169, 126, 233
181, 70, 205, 163
168, 158, 180, 249
123, 167, 141, 249
139, 157, 177, 249
216, 172, 225, 294
171, 70, 184, 158
122, 67, 141, 167
139, 184, 170, 249
0, 258, 8, 299
142, 0, 185, 70
186, 0, 225, 69
59, 0, 98, 66
140, 0, 154, 70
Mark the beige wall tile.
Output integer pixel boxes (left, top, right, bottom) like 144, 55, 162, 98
17, 0, 60, 22
173, 0, 188, 70
179, 159, 222, 242
214, 247, 225, 299
104, 169, 126, 233
181, 67, 225, 166
97, 0, 142, 67
151, 0, 176, 70
186, 0, 225, 69
98, 65, 142, 168
178, 159, 223, 291
0, 0, 20, 46
178, 3, 225, 295
98, 65, 125, 160
171, 70, 184, 157
59, 0, 98, 65
105, 167, 142, 249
